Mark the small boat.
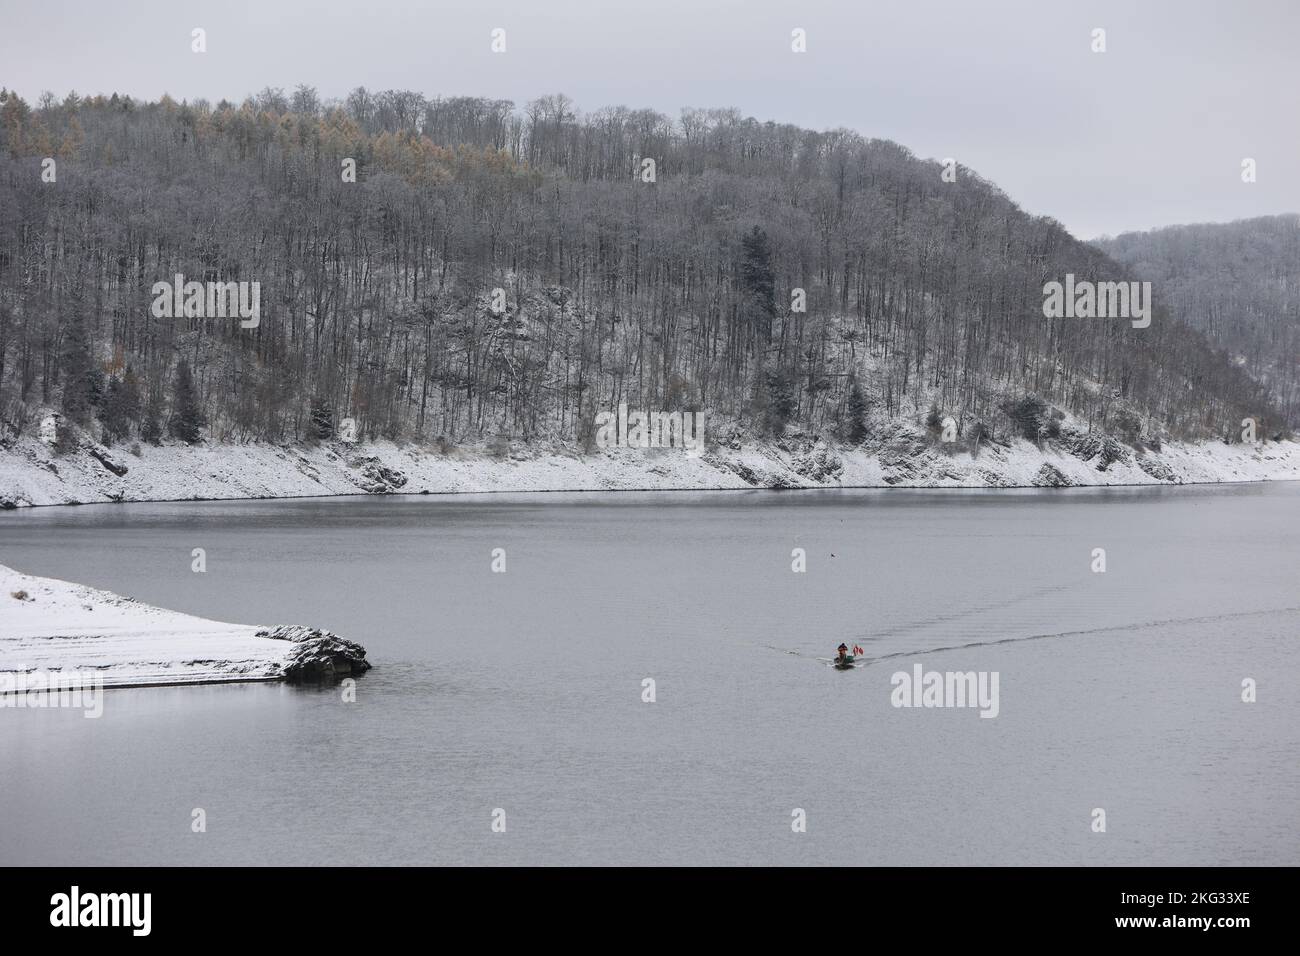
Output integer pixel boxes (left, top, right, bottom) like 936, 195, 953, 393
832, 644, 864, 669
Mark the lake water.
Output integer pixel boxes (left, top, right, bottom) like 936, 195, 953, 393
2, 484, 1298, 866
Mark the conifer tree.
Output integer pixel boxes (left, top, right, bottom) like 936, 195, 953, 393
59, 313, 96, 423
167, 359, 205, 444
845, 377, 869, 444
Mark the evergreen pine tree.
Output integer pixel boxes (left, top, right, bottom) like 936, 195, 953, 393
309, 398, 335, 440
763, 368, 797, 436
167, 359, 205, 444
120, 365, 142, 425
59, 314, 96, 423
740, 226, 776, 345
98, 375, 129, 443
845, 377, 869, 444
141, 401, 163, 444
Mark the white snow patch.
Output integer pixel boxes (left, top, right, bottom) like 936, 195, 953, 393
1, 564, 303, 687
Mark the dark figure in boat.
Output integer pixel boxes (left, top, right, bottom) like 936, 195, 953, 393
835, 643, 863, 666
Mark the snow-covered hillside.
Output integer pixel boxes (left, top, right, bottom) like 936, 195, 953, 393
1, 426, 1297, 509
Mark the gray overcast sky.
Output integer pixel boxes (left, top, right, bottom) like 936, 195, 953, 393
2, 0, 1296, 239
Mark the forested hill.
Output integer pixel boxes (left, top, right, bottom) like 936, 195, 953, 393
1094, 215, 1300, 426
0, 86, 1284, 452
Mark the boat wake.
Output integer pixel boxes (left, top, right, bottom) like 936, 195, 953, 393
760, 605, 1300, 669
853, 605, 1300, 666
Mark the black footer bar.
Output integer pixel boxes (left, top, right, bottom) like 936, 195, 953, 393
2, 866, 1282, 941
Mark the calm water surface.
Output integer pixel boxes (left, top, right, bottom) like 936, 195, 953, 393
2, 484, 1297, 865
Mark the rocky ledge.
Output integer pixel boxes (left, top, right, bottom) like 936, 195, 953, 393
258, 625, 373, 682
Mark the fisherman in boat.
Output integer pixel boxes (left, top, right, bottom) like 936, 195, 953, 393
836, 643, 850, 664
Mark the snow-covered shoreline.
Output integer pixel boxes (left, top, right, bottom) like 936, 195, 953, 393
1, 429, 1298, 510
0, 563, 370, 689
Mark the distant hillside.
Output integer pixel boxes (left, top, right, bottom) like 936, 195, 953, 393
1095, 214, 1300, 426
0, 85, 1283, 453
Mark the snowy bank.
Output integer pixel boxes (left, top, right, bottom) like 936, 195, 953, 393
0, 563, 370, 688
0, 427, 1298, 509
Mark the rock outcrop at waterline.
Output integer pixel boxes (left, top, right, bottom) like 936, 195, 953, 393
258, 625, 372, 681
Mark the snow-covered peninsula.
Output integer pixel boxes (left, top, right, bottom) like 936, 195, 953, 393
0, 563, 370, 688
